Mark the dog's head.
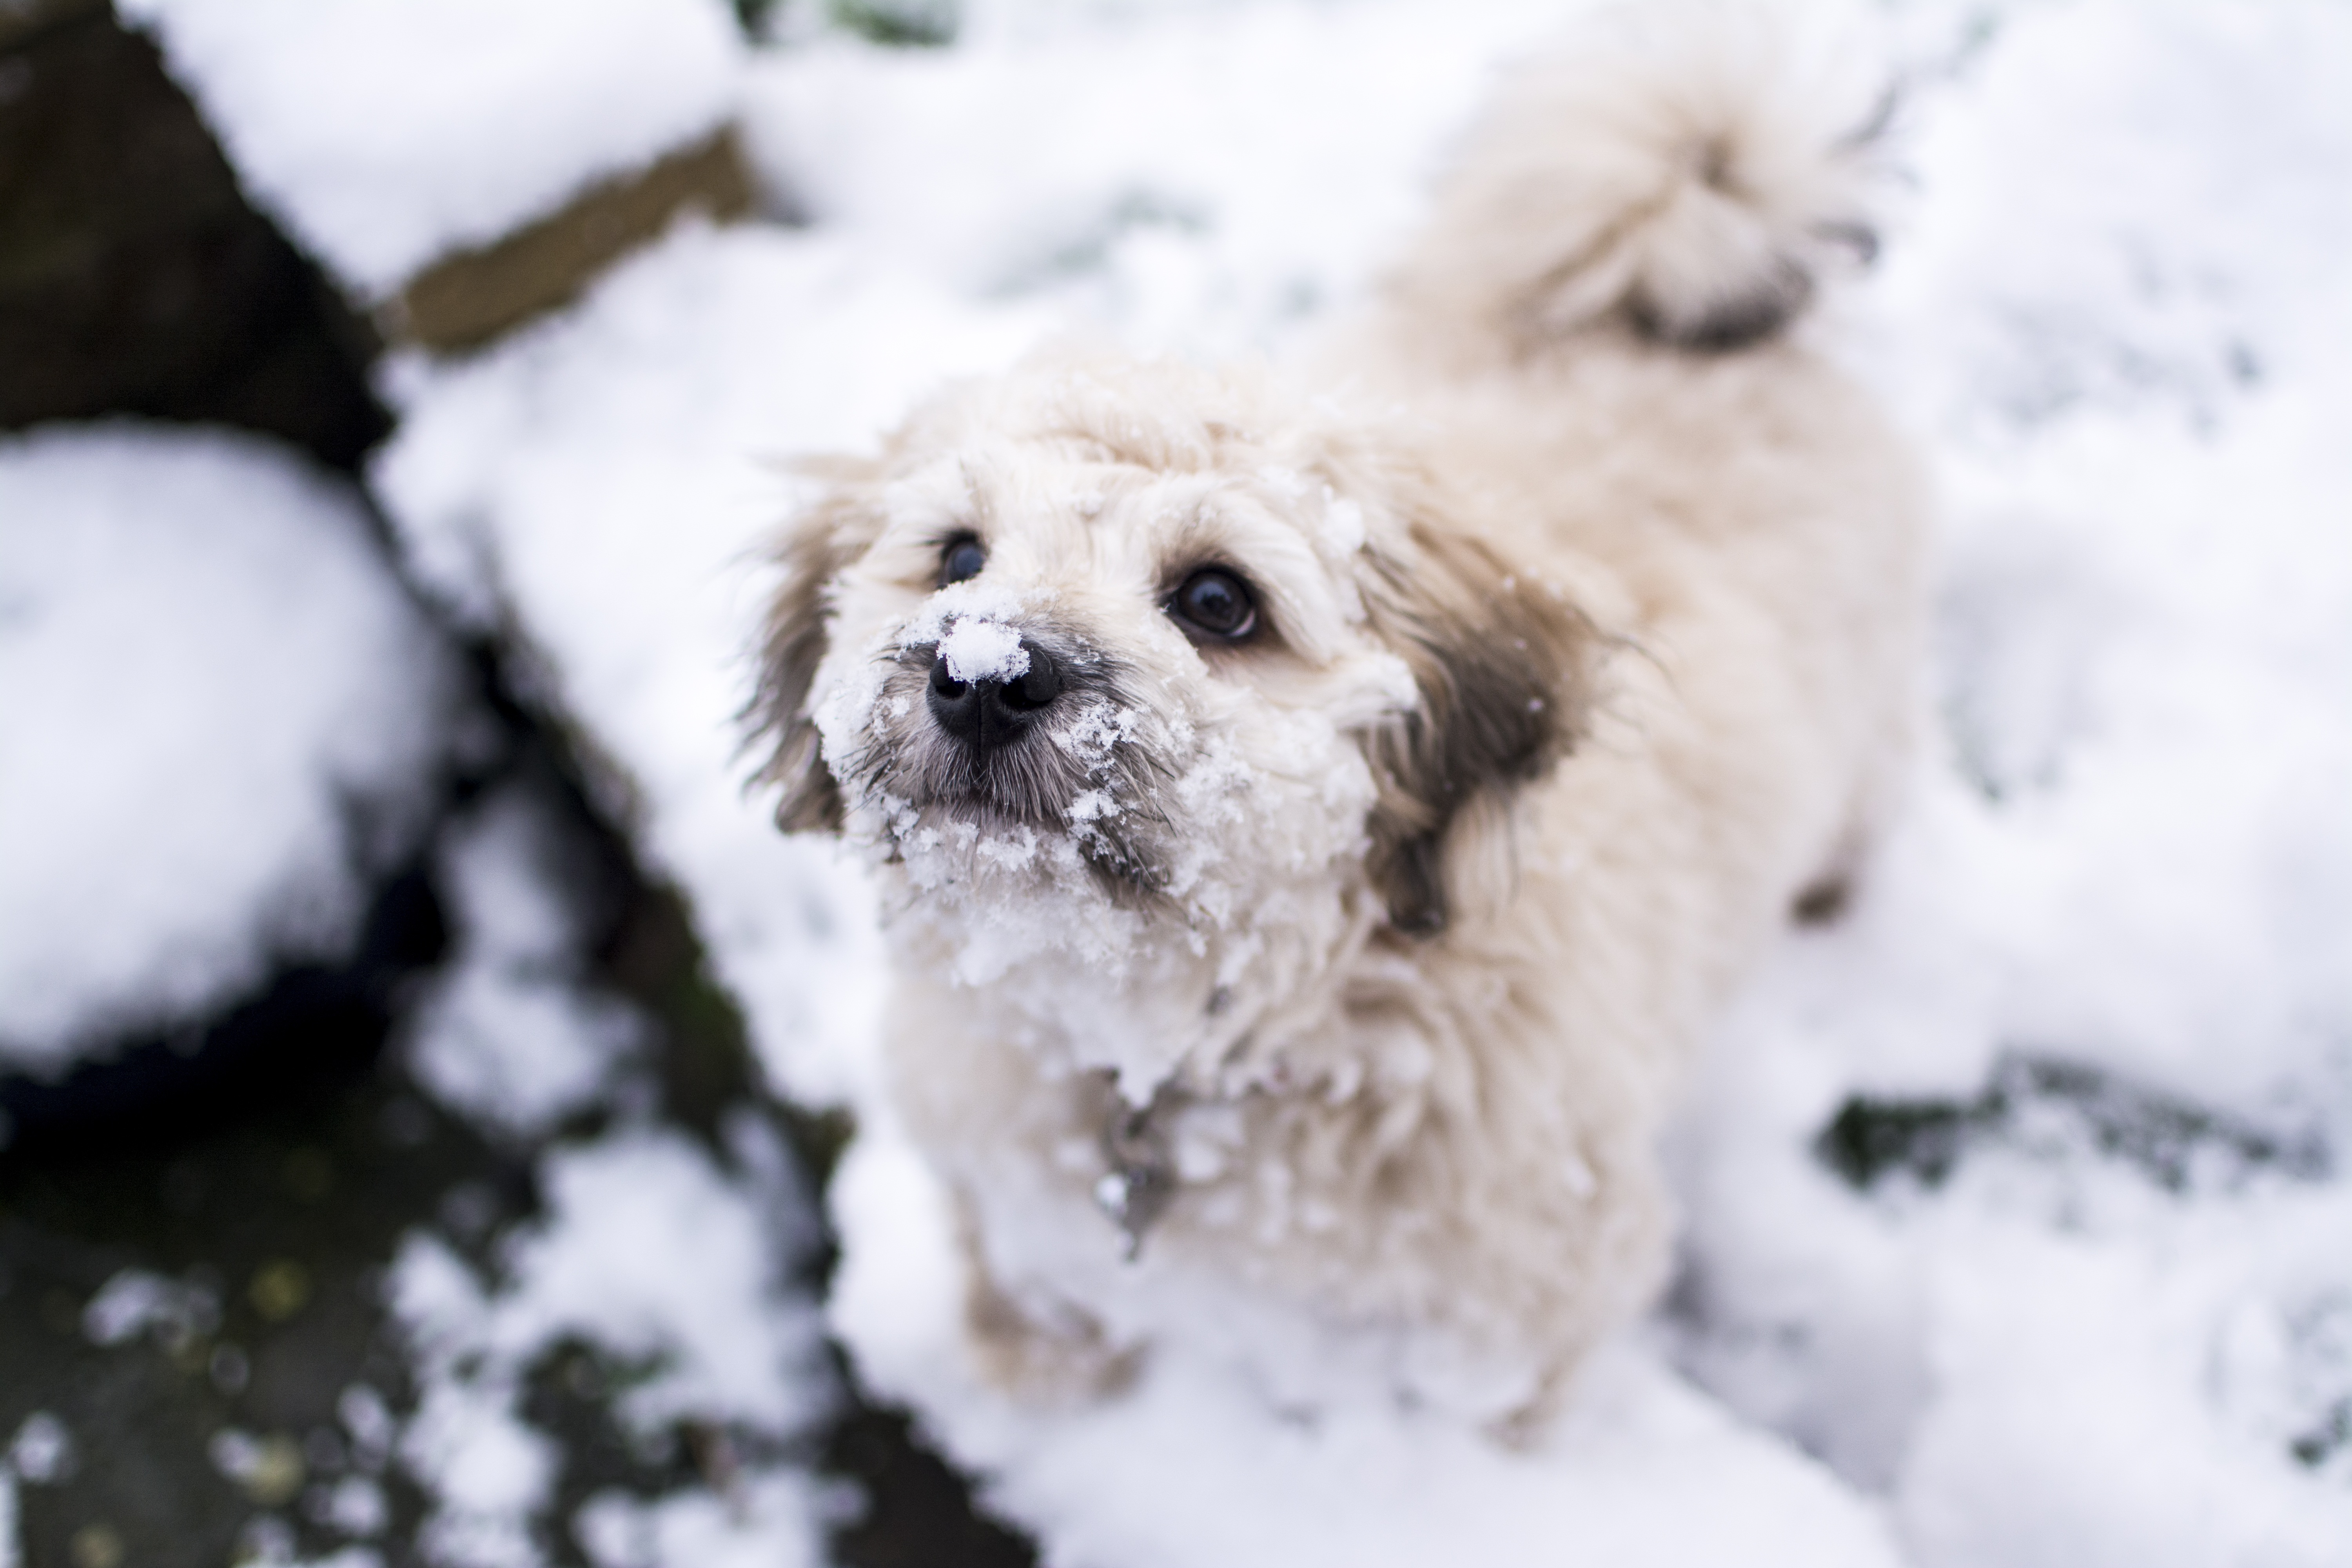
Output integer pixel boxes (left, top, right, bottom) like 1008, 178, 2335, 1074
753, 353, 1596, 1047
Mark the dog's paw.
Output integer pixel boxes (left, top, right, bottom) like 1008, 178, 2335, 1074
963, 1268, 1144, 1405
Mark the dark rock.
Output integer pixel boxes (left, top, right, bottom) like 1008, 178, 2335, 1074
0, 866, 446, 1163
1816, 1051, 2332, 1194
0, 2, 388, 472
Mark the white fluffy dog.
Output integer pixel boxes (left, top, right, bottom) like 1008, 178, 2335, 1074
755, 9, 1924, 1432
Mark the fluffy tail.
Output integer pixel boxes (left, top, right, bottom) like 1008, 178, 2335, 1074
1394, 2, 1893, 354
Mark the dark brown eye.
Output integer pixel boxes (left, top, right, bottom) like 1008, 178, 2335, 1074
1169, 567, 1257, 641
939, 534, 987, 586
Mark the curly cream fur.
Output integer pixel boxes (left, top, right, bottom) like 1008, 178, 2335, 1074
755, 6, 1924, 1430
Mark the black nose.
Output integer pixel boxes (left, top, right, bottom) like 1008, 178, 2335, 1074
926, 640, 1063, 750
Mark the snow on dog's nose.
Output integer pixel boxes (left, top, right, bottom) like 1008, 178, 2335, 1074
926, 624, 1063, 751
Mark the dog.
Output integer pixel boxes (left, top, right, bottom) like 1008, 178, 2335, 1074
753, 7, 1924, 1432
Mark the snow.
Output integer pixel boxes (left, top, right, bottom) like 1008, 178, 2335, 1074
80, 1268, 221, 1351
376, 224, 1047, 1106
403, 779, 644, 1137
573, 1474, 832, 1568
936, 615, 1031, 684
311, 1475, 390, 1539
118, 0, 745, 296
386, 1125, 833, 1567
281, 1550, 383, 1568
741, 0, 1566, 354
369, 761, 834, 1563
3, 1414, 72, 1486
831, 1118, 1907, 1567
0, 424, 458, 1075
486, 1124, 827, 1433
96, 0, 2351, 1559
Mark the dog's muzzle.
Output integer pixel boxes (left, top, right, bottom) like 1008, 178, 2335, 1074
927, 641, 1064, 751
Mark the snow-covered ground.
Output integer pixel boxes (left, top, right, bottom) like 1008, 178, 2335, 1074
38, 0, 2352, 1561
376, 770, 844, 1568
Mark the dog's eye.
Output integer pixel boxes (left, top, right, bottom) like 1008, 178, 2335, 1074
938, 534, 987, 587
1168, 567, 1257, 641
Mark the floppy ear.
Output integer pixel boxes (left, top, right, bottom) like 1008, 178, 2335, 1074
1352, 495, 1600, 936
750, 462, 885, 835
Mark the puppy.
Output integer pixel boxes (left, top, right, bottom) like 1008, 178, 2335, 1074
754, 9, 1924, 1431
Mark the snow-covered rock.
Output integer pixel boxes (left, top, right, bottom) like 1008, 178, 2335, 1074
119, 0, 747, 306
0, 423, 459, 1076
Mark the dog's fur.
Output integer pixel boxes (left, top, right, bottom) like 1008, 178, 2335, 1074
755, 7, 1924, 1429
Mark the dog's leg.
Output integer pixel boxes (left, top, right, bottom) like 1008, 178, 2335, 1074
954, 1188, 1143, 1403
1484, 1353, 1587, 1452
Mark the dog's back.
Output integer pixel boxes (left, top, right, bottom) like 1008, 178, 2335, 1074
1350, 1, 1923, 939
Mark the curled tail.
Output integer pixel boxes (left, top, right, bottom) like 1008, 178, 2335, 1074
1394, 3, 1893, 354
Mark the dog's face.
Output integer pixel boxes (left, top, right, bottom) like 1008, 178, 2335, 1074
755, 355, 1595, 1091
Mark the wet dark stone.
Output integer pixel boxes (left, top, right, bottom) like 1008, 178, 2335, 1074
1815, 1095, 1979, 1190
2290, 1399, 2350, 1470
0, 867, 446, 1162
1816, 1051, 2332, 1194
824, 1391, 1036, 1568
0, 1027, 498, 1567
0, 1, 388, 471
828, 0, 959, 49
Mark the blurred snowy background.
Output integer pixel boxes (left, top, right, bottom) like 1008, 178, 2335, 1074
3, 0, 2349, 1564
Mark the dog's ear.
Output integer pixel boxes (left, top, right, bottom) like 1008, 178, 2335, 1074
750, 462, 885, 834
1352, 493, 1599, 937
